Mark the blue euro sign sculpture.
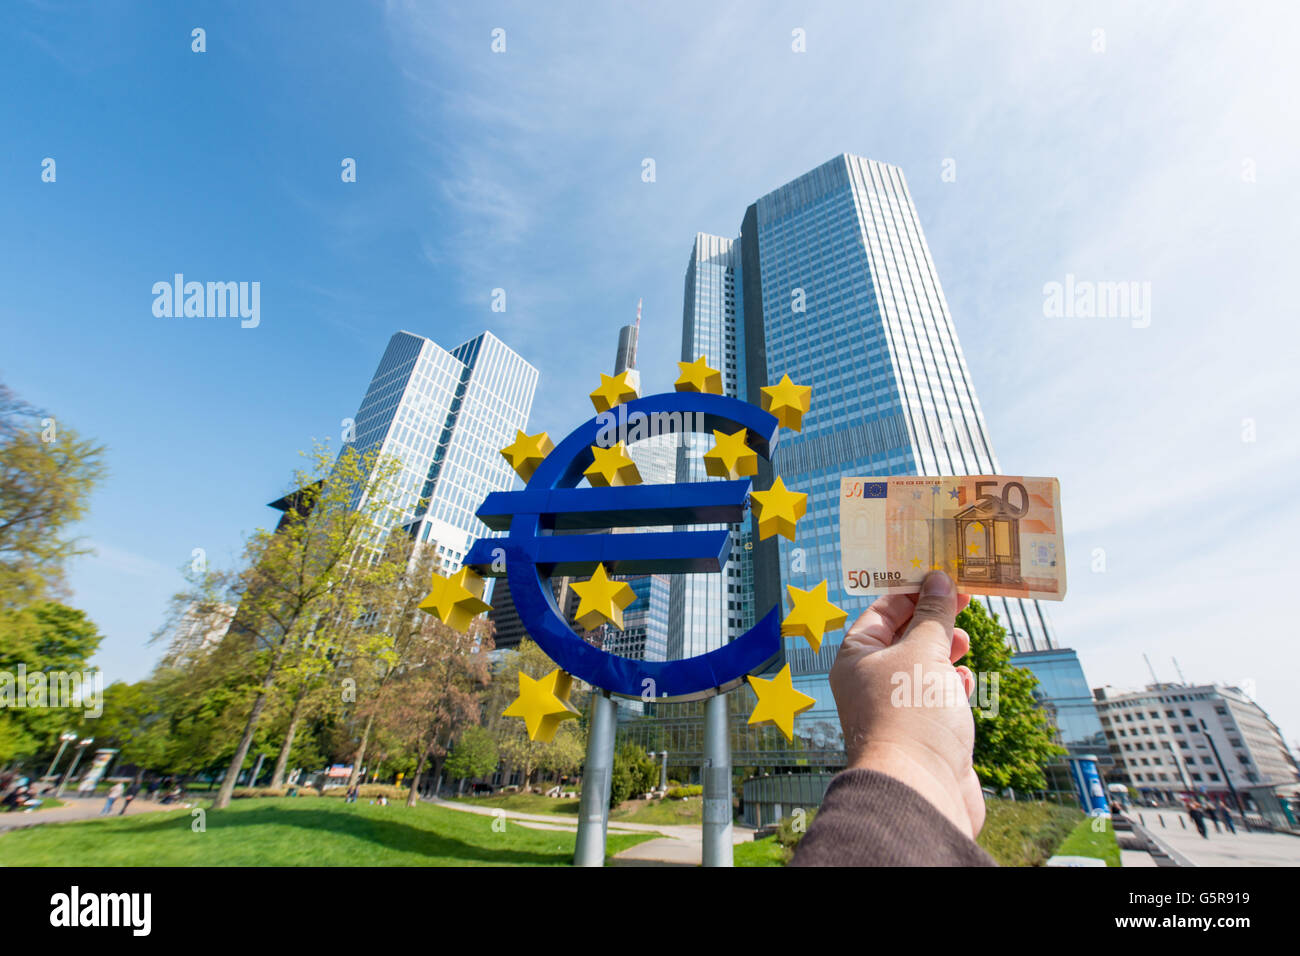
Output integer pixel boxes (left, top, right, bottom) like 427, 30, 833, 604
463, 391, 782, 701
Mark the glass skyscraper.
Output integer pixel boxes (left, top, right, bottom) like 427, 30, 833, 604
347, 329, 538, 579
667, 235, 755, 661
626, 155, 1069, 772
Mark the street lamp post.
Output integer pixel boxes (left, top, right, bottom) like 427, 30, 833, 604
55, 738, 94, 797
648, 750, 669, 792
1199, 718, 1249, 831
45, 732, 79, 781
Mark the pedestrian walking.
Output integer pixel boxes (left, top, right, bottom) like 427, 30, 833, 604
1188, 801, 1208, 839
1218, 802, 1237, 834
1205, 804, 1221, 832
101, 781, 124, 815
119, 781, 141, 815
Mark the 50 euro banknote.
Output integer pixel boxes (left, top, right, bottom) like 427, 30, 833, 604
840, 475, 1066, 600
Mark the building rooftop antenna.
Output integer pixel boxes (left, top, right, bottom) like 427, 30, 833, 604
632, 297, 642, 369
1143, 653, 1160, 686
1172, 657, 1188, 685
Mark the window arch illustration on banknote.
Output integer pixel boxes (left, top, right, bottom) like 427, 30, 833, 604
954, 480, 1027, 587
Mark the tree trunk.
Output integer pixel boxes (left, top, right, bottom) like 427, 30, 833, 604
431, 755, 446, 799
347, 712, 375, 790
270, 691, 307, 789
213, 641, 288, 810
406, 748, 430, 808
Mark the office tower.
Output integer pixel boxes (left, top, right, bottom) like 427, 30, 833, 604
162, 600, 236, 667
735, 154, 1067, 751
634, 155, 1070, 775
347, 330, 538, 578
1093, 683, 1300, 809
667, 237, 755, 661
1013, 648, 1108, 761
603, 311, 672, 665
1012, 647, 1109, 803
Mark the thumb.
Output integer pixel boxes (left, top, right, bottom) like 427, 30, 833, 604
902, 571, 958, 655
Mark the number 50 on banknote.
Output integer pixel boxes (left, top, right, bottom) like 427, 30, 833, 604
840, 476, 1066, 600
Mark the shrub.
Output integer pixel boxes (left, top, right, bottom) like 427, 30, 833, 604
666, 785, 702, 800
232, 787, 320, 799
320, 784, 407, 800
774, 808, 817, 849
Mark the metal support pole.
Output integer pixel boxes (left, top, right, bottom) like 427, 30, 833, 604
574, 692, 617, 867
702, 691, 733, 867
56, 742, 89, 797
659, 750, 669, 791
45, 736, 72, 780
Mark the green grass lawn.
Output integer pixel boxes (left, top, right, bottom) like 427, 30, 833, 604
976, 798, 1085, 867
452, 792, 581, 815
612, 797, 703, 825
1053, 814, 1120, 867
0, 797, 654, 866
734, 835, 787, 867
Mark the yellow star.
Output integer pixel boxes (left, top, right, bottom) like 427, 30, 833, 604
760, 374, 813, 431
503, 668, 580, 743
747, 664, 815, 741
571, 563, 638, 630
967, 542, 981, 555
589, 371, 640, 413
749, 476, 807, 541
911, 556, 922, 568
781, 581, 848, 653
584, 441, 642, 487
500, 429, 554, 482
674, 355, 723, 394
418, 567, 492, 632
702, 428, 758, 480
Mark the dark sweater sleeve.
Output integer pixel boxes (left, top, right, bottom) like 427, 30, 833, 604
790, 768, 996, 867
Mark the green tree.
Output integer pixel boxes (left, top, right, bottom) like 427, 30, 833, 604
0, 601, 101, 763
0, 383, 106, 607
956, 599, 1065, 791
488, 638, 587, 791
610, 741, 657, 807
191, 443, 401, 809
341, 535, 448, 790
445, 724, 499, 793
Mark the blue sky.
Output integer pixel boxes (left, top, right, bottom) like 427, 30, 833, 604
4, 2, 1299, 743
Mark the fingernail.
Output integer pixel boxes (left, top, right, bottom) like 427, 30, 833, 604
921, 572, 953, 598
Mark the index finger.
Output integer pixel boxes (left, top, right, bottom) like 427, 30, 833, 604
840, 590, 973, 654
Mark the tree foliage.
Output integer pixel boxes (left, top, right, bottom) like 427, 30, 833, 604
956, 599, 1065, 791
0, 383, 106, 607
487, 638, 587, 791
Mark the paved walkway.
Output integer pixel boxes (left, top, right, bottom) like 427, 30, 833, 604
0, 796, 175, 833
428, 795, 753, 865
1131, 810, 1300, 867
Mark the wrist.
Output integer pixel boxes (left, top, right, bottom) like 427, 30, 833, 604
851, 741, 974, 838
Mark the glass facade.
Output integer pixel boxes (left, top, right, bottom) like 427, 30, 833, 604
1013, 649, 1108, 759
622, 155, 1072, 772
667, 235, 755, 661
740, 155, 1061, 756
348, 329, 538, 590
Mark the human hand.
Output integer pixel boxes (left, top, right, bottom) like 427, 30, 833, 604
829, 571, 985, 838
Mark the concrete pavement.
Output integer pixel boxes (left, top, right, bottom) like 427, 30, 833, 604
1131, 809, 1300, 867
0, 795, 176, 833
